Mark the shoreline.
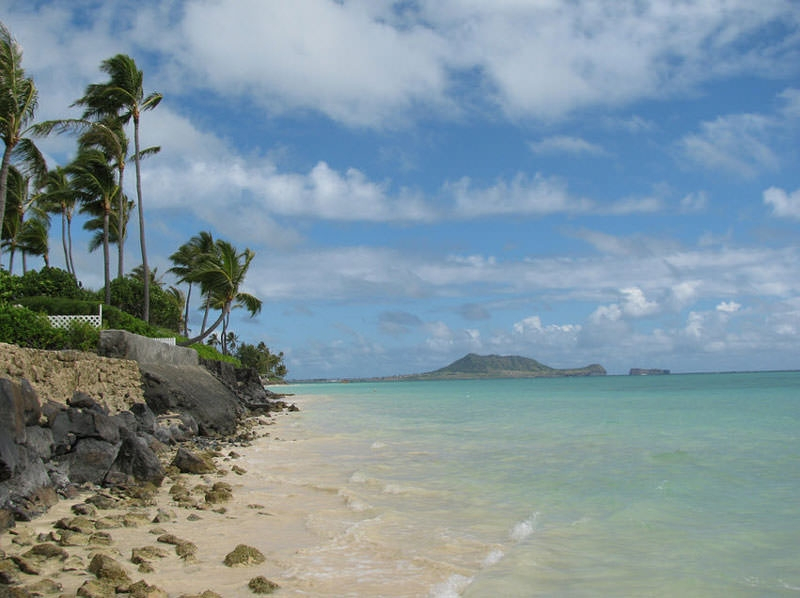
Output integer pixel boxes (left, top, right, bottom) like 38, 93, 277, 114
0, 401, 326, 597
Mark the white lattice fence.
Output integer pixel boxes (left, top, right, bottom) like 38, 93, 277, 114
153, 337, 176, 345
48, 305, 103, 329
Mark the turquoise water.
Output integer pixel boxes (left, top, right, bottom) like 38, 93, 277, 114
271, 373, 800, 596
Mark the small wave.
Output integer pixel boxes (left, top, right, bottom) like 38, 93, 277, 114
510, 512, 539, 542
340, 491, 373, 512
482, 548, 504, 567
429, 574, 473, 598
371, 441, 387, 449
349, 470, 367, 483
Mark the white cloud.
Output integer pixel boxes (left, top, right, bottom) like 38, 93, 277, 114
447, 173, 592, 218
680, 191, 709, 213
717, 301, 742, 313
680, 113, 778, 177
12, 0, 797, 130
620, 287, 659, 318
528, 136, 606, 156
763, 186, 800, 219
175, 0, 453, 128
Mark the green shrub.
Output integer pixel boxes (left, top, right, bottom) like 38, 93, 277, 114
0, 270, 20, 302
61, 320, 100, 352
189, 342, 241, 366
101, 277, 182, 332
15, 267, 85, 300
16, 296, 100, 316
0, 303, 62, 349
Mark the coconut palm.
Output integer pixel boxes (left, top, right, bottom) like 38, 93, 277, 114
34, 115, 161, 279
168, 230, 215, 337
37, 166, 78, 276
0, 21, 47, 266
16, 217, 49, 269
84, 196, 132, 261
74, 53, 162, 322
67, 147, 119, 304
179, 239, 262, 347
76, 115, 130, 279
1, 165, 48, 273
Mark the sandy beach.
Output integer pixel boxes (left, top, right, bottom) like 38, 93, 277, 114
0, 397, 360, 598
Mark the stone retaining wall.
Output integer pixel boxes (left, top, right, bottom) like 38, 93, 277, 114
0, 343, 143, 413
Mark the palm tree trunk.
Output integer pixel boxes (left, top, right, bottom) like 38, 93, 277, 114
178, 302, 230, 346
221, 311, 229, 355
183, 282, 192, 337
0, 145, 13, 266
103, 208, 111, 305
60, 208, 71, 275
133, 114, 150, 323
116, 165, 125, 279
67, 212, 76, 277
201, 294, 211, 333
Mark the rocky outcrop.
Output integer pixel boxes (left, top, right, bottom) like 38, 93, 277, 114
1, 331, 296, 535
0, 379, 165, 531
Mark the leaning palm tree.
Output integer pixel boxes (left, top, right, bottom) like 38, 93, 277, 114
179, 239, 262, 347
67, 147, 119, 304
0, 21, 47, 265
74, 54, 162, 321
168, 230, 215, 337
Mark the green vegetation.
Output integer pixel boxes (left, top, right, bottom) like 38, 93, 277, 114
0, 21, 285, 379
235, 342, 287, 381
0, 303, 99, 350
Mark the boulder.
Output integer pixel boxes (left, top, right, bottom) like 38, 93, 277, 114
223, 544, 265, 567
171, 448, 215, 475
57, 438, 120, 485
107, 434, 165, 485
139, 364, 242, 436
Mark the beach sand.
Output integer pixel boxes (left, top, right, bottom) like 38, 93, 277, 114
0, 399, 357, 597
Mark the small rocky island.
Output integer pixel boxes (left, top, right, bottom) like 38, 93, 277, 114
390, 353, 606, 380
629, 368, 671, 376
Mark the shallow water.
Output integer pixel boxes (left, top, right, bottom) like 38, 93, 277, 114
264, 373, 800, 596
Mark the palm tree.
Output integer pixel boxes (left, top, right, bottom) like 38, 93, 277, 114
37, 166, 78, 276
1, 165, 48, 273
0, 21, 47, 266
168, 230, 215, 337
179, 239, 262, 347
67, 147, 119, 304
76, 115, 130, 279
84, 196, 132, 261
16, 217, 49, 269
74, 54, 162, 322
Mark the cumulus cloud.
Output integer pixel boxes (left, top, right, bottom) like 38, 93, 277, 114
12, 0, 798, 129
763, 187, 800, 219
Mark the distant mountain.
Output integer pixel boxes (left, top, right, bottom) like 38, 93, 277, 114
402, 353, 606, 380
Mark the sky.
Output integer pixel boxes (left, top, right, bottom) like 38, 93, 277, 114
3, 0, 800, 379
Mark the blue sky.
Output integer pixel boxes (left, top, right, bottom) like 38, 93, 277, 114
4, 0, 800, 378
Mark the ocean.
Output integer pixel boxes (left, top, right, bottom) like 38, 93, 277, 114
261, 372, 800, 596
